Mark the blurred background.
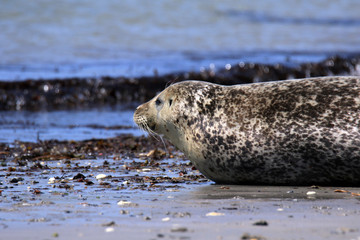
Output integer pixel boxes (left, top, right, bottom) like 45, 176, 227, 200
1, 0, 360, 142
1, 0, 360, 80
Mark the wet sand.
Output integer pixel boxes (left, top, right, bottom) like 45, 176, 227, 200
1, 136, 360, 240
2, 183, 360, 240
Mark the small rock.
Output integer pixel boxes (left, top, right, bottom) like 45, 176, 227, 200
73, 173, 86, 180
222, 207, 238, 210
120, 210, 129, 214
102, 221, 116, 227
10, 177, 24, 183
253, 220, 268, 226
85, 180, 94, 185
171, 225, 188, 232
241, 233, 265, 240
32, 189, 43, 194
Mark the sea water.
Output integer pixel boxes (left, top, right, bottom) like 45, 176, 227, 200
1, 0, 360, 80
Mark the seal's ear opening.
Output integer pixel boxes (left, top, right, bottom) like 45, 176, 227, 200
169, 96, 178, 107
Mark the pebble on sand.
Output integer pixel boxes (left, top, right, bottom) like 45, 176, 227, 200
105, 227, 115, 233
206, 212, 225, 216
48, 177, 56, 184
96, 174, 107, 180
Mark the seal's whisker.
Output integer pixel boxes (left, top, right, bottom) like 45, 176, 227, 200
145, 127, 169, 157
147, 129, 160, 141
159, 135, 169, 157
138, 120, 161, 141
135, 116, 169, 156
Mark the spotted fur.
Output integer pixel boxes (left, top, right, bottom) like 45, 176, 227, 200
134, 76, 360, 185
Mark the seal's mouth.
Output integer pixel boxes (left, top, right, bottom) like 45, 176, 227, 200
138, 121, 156, 132
148, 123, 156, 131
133, 110, 156, 133
133, 101, 161, 138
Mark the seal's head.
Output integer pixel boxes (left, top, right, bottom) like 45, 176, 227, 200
134, 80, 228, 182
133, 81, 217, 155
133, 82, 187, 148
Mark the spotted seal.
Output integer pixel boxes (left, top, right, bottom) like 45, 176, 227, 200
133, 76, 360, 185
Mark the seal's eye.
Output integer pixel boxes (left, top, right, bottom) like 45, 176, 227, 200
169, 99, 173, 106
155, 98, 162, 106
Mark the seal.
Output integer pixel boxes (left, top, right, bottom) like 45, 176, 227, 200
133, 76, 360, 185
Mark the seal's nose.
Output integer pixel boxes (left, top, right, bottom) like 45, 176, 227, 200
134, 104, 142, 112
133, 104, 143, 123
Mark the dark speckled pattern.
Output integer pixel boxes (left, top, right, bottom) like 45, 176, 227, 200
134, 77, 360, 185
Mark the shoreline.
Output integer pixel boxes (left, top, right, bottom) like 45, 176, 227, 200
1, 55, 359, 111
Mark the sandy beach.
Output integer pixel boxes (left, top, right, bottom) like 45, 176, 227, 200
2, 184, 360, 240
1, 136, 360, 240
